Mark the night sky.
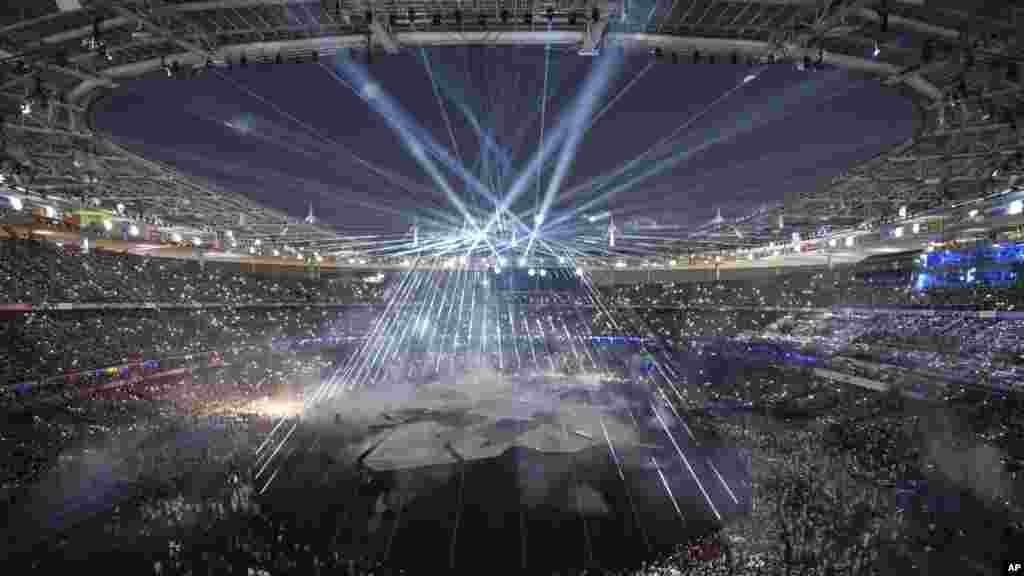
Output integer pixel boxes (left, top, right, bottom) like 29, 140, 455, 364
94, 47, 916, 235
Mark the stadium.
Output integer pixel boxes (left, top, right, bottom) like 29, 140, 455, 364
1, 1, 1023, 574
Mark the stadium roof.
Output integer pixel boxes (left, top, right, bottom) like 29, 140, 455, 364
1, 0, 1021, 257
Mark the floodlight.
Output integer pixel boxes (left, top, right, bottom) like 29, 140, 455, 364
969, 209, 979, 218
539, 269, 547, 277
845, 236, 854, 247
893, 227, 903, 238
528, 268, 536, 276
129, 224, 140, 237
103, 220, 113, 231
1010, 200, 1023, 216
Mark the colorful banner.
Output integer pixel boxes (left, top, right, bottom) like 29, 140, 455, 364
75, 208, 115, 228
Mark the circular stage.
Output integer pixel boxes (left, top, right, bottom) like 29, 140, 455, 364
258, 370, 749, 574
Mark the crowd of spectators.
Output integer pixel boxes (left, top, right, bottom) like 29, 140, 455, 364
3, 237, 1023, 575
1, 238, 383, 305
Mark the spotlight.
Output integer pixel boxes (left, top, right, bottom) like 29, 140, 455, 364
494, 266, 502, 274
539, 269, 548, 277
845, 236, 855, 247
19, 100, 32, 116
558, 256, 566, 264
518, 257, 527, 267
103, 220, 113, 231
129, 224, 140, 237
1009, 200, 1022, 216
8, 196, 23, 211
534, 213, 544, 225
873, 42, 881, 58
528, 268, 536, 277
575, 267, 583, 276
497, 256, 508, 267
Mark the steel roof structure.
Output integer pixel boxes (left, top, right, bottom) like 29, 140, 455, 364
1, 0, 1021, 257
